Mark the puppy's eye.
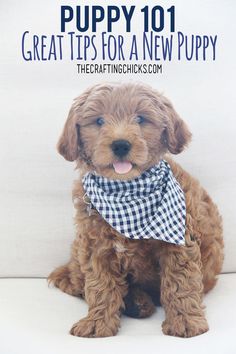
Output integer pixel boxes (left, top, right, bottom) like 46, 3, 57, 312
135, 116, 146, 124
96, 117, 105, 126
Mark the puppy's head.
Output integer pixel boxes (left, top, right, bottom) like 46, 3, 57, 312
57, 82, 191, 179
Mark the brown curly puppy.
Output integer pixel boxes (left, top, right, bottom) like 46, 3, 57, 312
48, 82, 223, 338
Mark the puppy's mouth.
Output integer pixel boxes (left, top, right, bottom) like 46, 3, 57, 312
112, 160, 133, 175
94, 160, 147, 180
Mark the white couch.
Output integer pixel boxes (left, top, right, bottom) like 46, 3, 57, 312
0, 275, 236, 354
1, 0, 236, 353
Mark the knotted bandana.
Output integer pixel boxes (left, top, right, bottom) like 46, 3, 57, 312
82, 160, 186, 245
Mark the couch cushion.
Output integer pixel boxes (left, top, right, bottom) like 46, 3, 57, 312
0, 274, 235, 354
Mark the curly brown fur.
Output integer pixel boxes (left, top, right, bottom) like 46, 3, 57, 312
48, 82, 223, 338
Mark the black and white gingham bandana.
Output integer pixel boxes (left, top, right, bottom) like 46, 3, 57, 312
82, 160, 186, 245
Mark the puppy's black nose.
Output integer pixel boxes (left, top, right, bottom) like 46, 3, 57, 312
111, 140, 131, 158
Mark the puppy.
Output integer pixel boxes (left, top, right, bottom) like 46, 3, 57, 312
48, 82, 223, 338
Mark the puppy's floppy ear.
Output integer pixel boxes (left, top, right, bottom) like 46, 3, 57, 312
57, 106, 79, 161
161, 96, 192, 154
57, 88, 92, 161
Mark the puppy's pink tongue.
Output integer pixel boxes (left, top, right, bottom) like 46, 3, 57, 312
113, 161, 132, 174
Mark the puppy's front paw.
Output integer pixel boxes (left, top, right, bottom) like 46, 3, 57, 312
162, 315, 209, 338
70, 316, 118, 338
